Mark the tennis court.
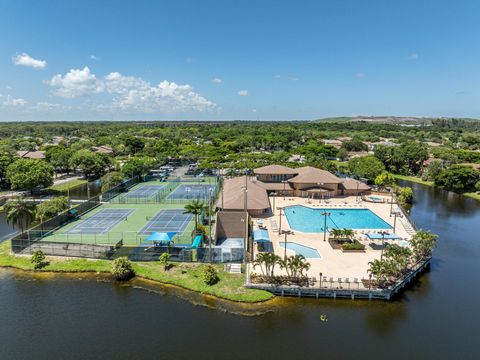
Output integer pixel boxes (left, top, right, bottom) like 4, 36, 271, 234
67, 208, 134, 234
167, 184, 216, 200
124, 185, 165, 199
139, 209, 193, 235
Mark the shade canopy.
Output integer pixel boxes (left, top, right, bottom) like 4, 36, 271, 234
145, 231, 177, 242
253, 228, 271, 243
366, 233, 400, 240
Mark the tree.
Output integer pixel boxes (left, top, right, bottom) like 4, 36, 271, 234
374, 171, 396, 188
70, 150, 108, 178
410, 230, 438, 261
434, 165, 480, 193
383, 244, 412, 277
183, 199, 206, 230
4, 198, 36, 232
368, 259, 387, 284
35, 196, 68, 222
396, 186, 413, 205
421, 160, 444, 182
6, 158, 54, 192
0, 151, 16, 184
159, 253, 171, 271
341, 140, 368, 152
101, 171, 124, 192
31, 250, 48, 270
336, 148, 349, 161
121, 157, 156, 178
348, 156, 386, 181
45, 145, 73, 174
111, 257, 135, 281
253, 252, 281, 279
279, 255, 310, 280
202, 265, 219, 285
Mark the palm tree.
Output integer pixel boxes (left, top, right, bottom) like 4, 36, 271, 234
279, 255, 311, 280
183, 199, 206, 231
253, 252, 281, 280
4, 198, 36, 233
343, 229, 354, 242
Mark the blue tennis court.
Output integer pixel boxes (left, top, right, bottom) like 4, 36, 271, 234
124, 185, 165, 198
167, 184, 216, 200
67, 209, 134, 234
139, 209, 193, 235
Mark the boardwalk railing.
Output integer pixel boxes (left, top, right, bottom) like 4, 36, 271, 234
245, 257, 431, 300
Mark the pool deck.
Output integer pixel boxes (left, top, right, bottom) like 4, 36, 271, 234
252, 195, 414, 281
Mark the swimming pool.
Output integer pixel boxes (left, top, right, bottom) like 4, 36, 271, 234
284, 205, 391, 233
279, 242, 321, 258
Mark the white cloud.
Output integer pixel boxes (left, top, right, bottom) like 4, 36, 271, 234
46, 67, 103, 98
355, 72, 366, 78
408, 53, 419, 60
288, 76, 299, 81
273, 74, 281, 79
89, 54, 100, 60
211, 78, 222, 84
46, 67, 216, 113
13, 53, 47, 69
237, 90, 249, 96
32, 102, 71, 112
2, 95, 27, 107
252, 109, 257, 113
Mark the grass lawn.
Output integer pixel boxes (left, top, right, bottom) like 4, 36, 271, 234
0, 240, 273, 303
464, 192, 480, 201
48, 179, 87, 192
392, 174, 434, 186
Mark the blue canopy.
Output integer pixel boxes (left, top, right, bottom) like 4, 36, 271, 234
145, 231, 177, 242
253, 228, 271, 243
366, 233, 400, 240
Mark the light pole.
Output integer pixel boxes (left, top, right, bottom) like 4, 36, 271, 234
282, 180, 287, 200
321, 211, 331, 241
356, 181, 359, 202
208, 188, 213, 263
390, 190, 394, 216
280, 229, 294, 260
241, 186, 248, 263
276, 206, 283, 234
271, 192, 277, 214
393, 212, 398, 233
379, 230, 389, 260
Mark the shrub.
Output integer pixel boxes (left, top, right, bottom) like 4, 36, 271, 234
111, 257, 135, 281
31, 250, 48, 269
396, 186, 413, 205
159, 253, 171, 271
202, 265, 219, 286
342, 240, 365, 251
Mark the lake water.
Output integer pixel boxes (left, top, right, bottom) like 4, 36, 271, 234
1, 182, 479, 359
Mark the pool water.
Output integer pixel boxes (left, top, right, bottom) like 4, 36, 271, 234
284, 205, 391, 233
279, 242, 321, 258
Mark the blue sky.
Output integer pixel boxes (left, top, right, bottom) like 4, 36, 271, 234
0, 0, 479, 121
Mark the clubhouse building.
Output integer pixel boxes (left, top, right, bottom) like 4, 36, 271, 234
217, 165, 370, 215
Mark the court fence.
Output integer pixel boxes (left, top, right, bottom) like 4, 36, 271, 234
10, 176, 141, 255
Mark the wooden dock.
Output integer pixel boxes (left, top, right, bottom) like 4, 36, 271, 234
246, 257, 431, 300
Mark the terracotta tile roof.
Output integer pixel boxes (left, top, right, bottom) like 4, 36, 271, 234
339, 178, 370, 190
288, 166, 342, 184
254, 164, 298, 175
217, 176, 271, 211
16, 150, 46, 159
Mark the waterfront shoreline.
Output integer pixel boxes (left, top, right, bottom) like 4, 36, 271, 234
0, 240, 274, 304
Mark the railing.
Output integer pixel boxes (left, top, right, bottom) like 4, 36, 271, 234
245, 257, 431, 300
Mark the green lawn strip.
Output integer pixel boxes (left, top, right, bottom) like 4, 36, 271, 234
48, 179, 87, 192
392, 174, 434, 186
133, 262, 273, 302
0, 240, 272, 303
464, 192, 480, 201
